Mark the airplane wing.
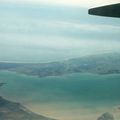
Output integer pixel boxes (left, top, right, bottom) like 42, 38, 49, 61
88, 3, 120, 18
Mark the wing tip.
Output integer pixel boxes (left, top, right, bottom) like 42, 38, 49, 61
88, 3, 120, 18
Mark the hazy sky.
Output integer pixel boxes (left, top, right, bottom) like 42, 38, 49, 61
0, 0, 120, 7
0, 1, 120, 63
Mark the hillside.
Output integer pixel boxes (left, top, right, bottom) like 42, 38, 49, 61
0, 96, 55, 120
0, 53, 120, 77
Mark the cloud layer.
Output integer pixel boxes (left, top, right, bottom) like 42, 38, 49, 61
0, 0, 120, 7
0, 3, 120, 62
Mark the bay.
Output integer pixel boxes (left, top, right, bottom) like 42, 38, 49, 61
0, 71, 120, 120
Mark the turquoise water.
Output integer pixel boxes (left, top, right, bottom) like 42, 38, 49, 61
0, 71, 120, 120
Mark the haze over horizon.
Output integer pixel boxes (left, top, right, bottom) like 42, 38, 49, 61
0, 1, 120, 63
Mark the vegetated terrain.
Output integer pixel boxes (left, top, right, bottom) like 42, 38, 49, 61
0, 53, 120, 77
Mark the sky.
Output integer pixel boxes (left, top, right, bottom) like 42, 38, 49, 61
0, 1, 120, 63
0, 0, 120, 7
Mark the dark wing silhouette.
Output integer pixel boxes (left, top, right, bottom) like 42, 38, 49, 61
88, 3, 120, 18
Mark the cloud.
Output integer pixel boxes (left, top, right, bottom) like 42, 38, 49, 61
0, 0, 120, 7
0, 2, 120, 62
0, 17, 120, 41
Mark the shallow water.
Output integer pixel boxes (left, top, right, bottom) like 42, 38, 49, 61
0, 71, 120, 120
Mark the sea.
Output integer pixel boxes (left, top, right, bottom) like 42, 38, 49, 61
0, 71, 120, 120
